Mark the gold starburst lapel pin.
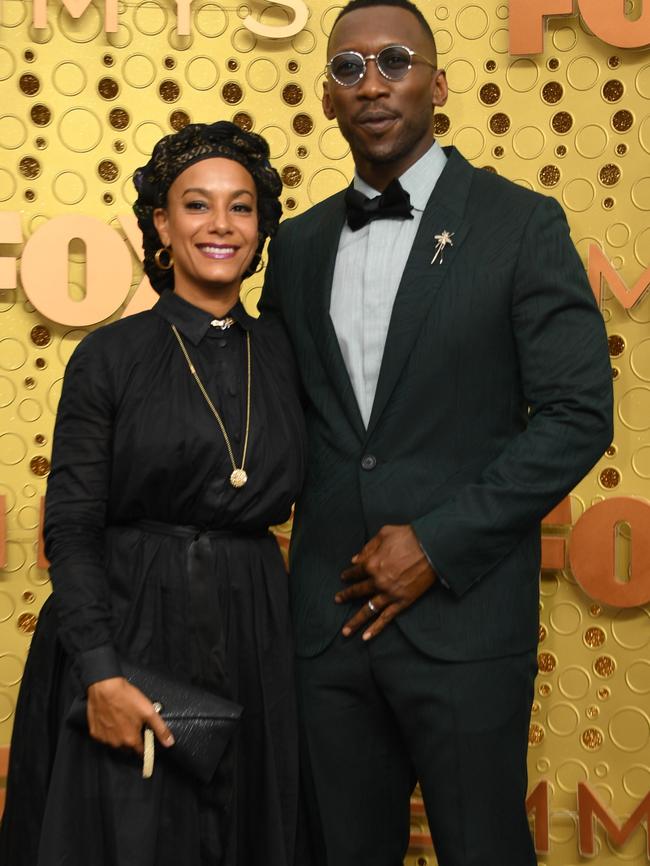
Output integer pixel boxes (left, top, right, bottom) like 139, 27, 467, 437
431, 230, 455, 265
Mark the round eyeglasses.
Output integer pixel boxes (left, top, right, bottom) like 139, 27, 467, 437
326, 44, 436, 87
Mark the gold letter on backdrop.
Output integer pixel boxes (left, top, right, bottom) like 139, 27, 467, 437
243, 0, 309, 38
569, 497, 650, 607
32, 0, 118, 31
21, 215, 132, 327
578, 0, 650, 49
0, 212, 22, 290
509, 0, 573, 55
589, 244, 650, 309
578, 782, 650, 857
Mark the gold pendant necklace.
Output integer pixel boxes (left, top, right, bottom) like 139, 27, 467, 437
171, 323, 251, 489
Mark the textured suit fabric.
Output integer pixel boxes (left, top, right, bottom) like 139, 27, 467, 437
260, 146, 613, 663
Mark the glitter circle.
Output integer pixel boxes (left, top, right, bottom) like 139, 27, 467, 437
538, 623, 547, 642
222, 81, 243, 104
169, 110, 191, 131
538, 651, 557, 673
506, 58, 539, 93
97, 159, 119, 182
608, 334, 625, 357
232, 112, 252, 131
489, 112, 510, 135
594, 656, 616, 677
581, 728, 604, 750
29, 455, 50, 476
97, 76, 119, 100
539, 165, 560, 187
433, 113, 451, 136
282, 83, 303, 105
479, 82, 500, 105
109, 107, 130, 130
550, 111, 572, 135
599, 163, 621, 186
281, 165, 302, 187
19, 156, 40, 179
584, 627, 606, 648
159, 79, 181, 102
19, 73, 40, 96
602, 79, 624, 102
529, 723, 545, 745
17, 612, 38, 634
292, 113, 313, 136
612, 109, 634, 133
30, 104, 51, 127
542, 81, 563, 104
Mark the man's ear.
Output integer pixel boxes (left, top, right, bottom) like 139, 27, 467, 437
153, 208, 170, 248
322, 80, 336, 121
431, 68, 448, 109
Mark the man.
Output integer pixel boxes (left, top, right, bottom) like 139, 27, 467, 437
260, 0, 613, 863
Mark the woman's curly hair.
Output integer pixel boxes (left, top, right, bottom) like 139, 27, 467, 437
133, 120, 283, 294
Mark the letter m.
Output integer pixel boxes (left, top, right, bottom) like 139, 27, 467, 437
32, 0, 117, 31
578, 781, 650, 858
589, 244, 650, 310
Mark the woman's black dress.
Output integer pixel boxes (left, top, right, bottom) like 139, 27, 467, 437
0, 290, 306, 866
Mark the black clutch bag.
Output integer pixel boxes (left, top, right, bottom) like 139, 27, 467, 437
67, 660, 243, 784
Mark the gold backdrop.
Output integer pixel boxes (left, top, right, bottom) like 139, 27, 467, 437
1, 1, 650, 863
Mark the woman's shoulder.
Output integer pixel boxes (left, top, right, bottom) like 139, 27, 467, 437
67, 309, 164, 375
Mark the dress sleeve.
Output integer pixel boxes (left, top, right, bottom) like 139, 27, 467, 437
44, 333, 122, 688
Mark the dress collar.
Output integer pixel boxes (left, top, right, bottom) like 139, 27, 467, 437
353, 140, 447, 213
154, 290, 258, 346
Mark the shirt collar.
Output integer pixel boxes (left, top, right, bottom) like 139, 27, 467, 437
353, 140, 447, 213
154, 290, 258, 346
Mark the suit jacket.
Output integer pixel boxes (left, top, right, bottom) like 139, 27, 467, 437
261, 146, 613, 661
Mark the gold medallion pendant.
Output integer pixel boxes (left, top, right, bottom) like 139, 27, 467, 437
171, 323, 252, 490
230, 469, 248, 488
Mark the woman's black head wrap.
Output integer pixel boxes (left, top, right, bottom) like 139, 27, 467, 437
133, 120, 283, 294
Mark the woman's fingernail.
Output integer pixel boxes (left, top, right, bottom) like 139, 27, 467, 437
165, 735, 175, 747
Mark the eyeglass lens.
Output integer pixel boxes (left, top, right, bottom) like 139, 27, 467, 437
330, 46, 412, 85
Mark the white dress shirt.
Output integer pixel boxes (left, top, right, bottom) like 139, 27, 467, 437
330, 141, 447, 426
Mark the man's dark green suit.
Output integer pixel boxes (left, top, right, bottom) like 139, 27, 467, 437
260, 146, 613, 865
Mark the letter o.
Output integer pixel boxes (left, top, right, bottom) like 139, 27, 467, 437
570, 497, 650, 607
21, 215, 132, 326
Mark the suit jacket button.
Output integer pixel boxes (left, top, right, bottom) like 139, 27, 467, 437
361, 454, 377, 471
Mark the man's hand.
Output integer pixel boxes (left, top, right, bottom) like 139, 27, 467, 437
335, 524, 436, 640
87, 677, 175, 756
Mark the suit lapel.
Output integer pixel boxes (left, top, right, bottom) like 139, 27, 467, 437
365, 148, 474, 439
305, 191, 366, 439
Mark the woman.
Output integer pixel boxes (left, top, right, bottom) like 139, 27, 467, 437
0, 121, 306, 866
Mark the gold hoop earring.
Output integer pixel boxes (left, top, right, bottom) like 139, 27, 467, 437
154, 247, 174, 270
254, 259, 265, 274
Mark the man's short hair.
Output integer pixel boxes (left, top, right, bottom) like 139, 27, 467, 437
330, 0, 436, 56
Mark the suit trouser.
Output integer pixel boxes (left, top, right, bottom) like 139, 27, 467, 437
296, 624, 538, 866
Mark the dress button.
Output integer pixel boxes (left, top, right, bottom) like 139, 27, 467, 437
361, 454, 377, 471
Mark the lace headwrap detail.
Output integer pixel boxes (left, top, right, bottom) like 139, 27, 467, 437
133, 120, 282, 294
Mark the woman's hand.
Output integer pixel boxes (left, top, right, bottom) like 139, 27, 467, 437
87, 677, 175, 756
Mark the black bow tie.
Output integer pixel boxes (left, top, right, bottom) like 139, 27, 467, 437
344, 178, 414, 231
